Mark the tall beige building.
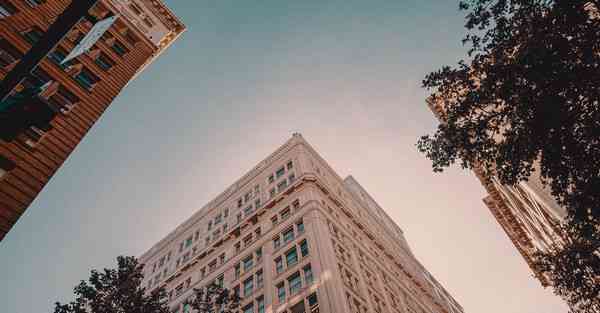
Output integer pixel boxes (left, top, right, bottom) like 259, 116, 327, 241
139, 134, 464, 313
427, 99, 566, 286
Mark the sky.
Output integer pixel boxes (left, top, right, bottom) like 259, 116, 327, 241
0, 1, 568, 313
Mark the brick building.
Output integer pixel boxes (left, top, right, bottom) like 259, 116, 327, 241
0, 0, 185, 241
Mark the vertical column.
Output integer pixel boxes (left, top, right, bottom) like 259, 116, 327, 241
262, 222, 275, 313
308, 202, 350, 313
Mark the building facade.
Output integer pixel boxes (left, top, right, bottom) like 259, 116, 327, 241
427, 99, 566, 286
140, 134, 464, 313
0, 0, 185, 241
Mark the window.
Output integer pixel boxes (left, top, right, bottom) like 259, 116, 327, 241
208, 260, 217, 272
237, 198, 243, 208
185, 236, 193, 247
0, 155, 15, 180
216, 274, 224, 287
182, 252, 190, 262
224, 208, 229, 217
292, 200, 300, 210
275, 257, 284, 274
256, 269, 264, 288
95, 53, 114, 71
21, 27, 44, 45
285, 247, 298, 267
276, 167, 285, 178
158, 256, 166, 267
244, 191, 252, 202
128, 2, 143, 14
280, 207, 291, 219
48, 86, 79, 114
288, 173, 296, 183
123, 30, 139, 46
236, 213, 242, 224
288, 272, 302, 295
48, 47, 69, 69
300, 240, 309, 257
283, 228, 294, 244
143, 16, 154, 28
243, 277, 254, 297
243, 234, 253, 247
244, 205, 254, 216
223, 223, 228, 233
243, 255, 253, 271
257, 295, 265, 313
0, 1, 17, 18
255, 247, 262, 262
307, 293, 318, 308
205, 236, 210, 246
182, 303, 191, 313
277, 180, 288, 192
0, 38, 22, 68
254, 227, 261, 238
268, 175, 274, 184
25, 0, 44, 7
296, 219, 305, 234
74, 67, 99, 91
276, 283, 286, 303
234, 263, 241, 279
242, 303, 253, 313
254, 198, 261, 209
271, 215, 278, 226
303, 264, 314, 285
111, 40, 129, 56
214, 213, 222, 224
207, 220, 212, 231
287, 161, 293, 170
219, 253, 226, 265
290, 301, 306, 313
269, 188, 276, 198
273, 236, 281, 249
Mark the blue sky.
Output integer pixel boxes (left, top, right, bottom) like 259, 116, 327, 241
0, 1, 567, 312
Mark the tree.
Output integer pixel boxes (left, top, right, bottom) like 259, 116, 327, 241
417, 0, 599, 311
535, 219, 600, 313
189, 284, 241, 313
53, 256, 169, 313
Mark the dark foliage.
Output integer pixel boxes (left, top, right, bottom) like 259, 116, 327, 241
535, 218, 600, 313
189, 284, 241, 313
53, 256, 169, 313
417, 0, 599, 311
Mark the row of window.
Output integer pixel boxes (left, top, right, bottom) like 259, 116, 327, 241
269, 171, 296, 198
274, 239, 309, 275
272, 216, 304, 250
268, 161, 294, 184
240, 295, 265, 313
275, 264, 314, 304
234, 246, 263, 279
0, 0, 45, 18
234, 268, 264, 298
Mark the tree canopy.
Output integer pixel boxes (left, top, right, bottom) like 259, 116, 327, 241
418, 1, 599, 311
53, 256, 169, 313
